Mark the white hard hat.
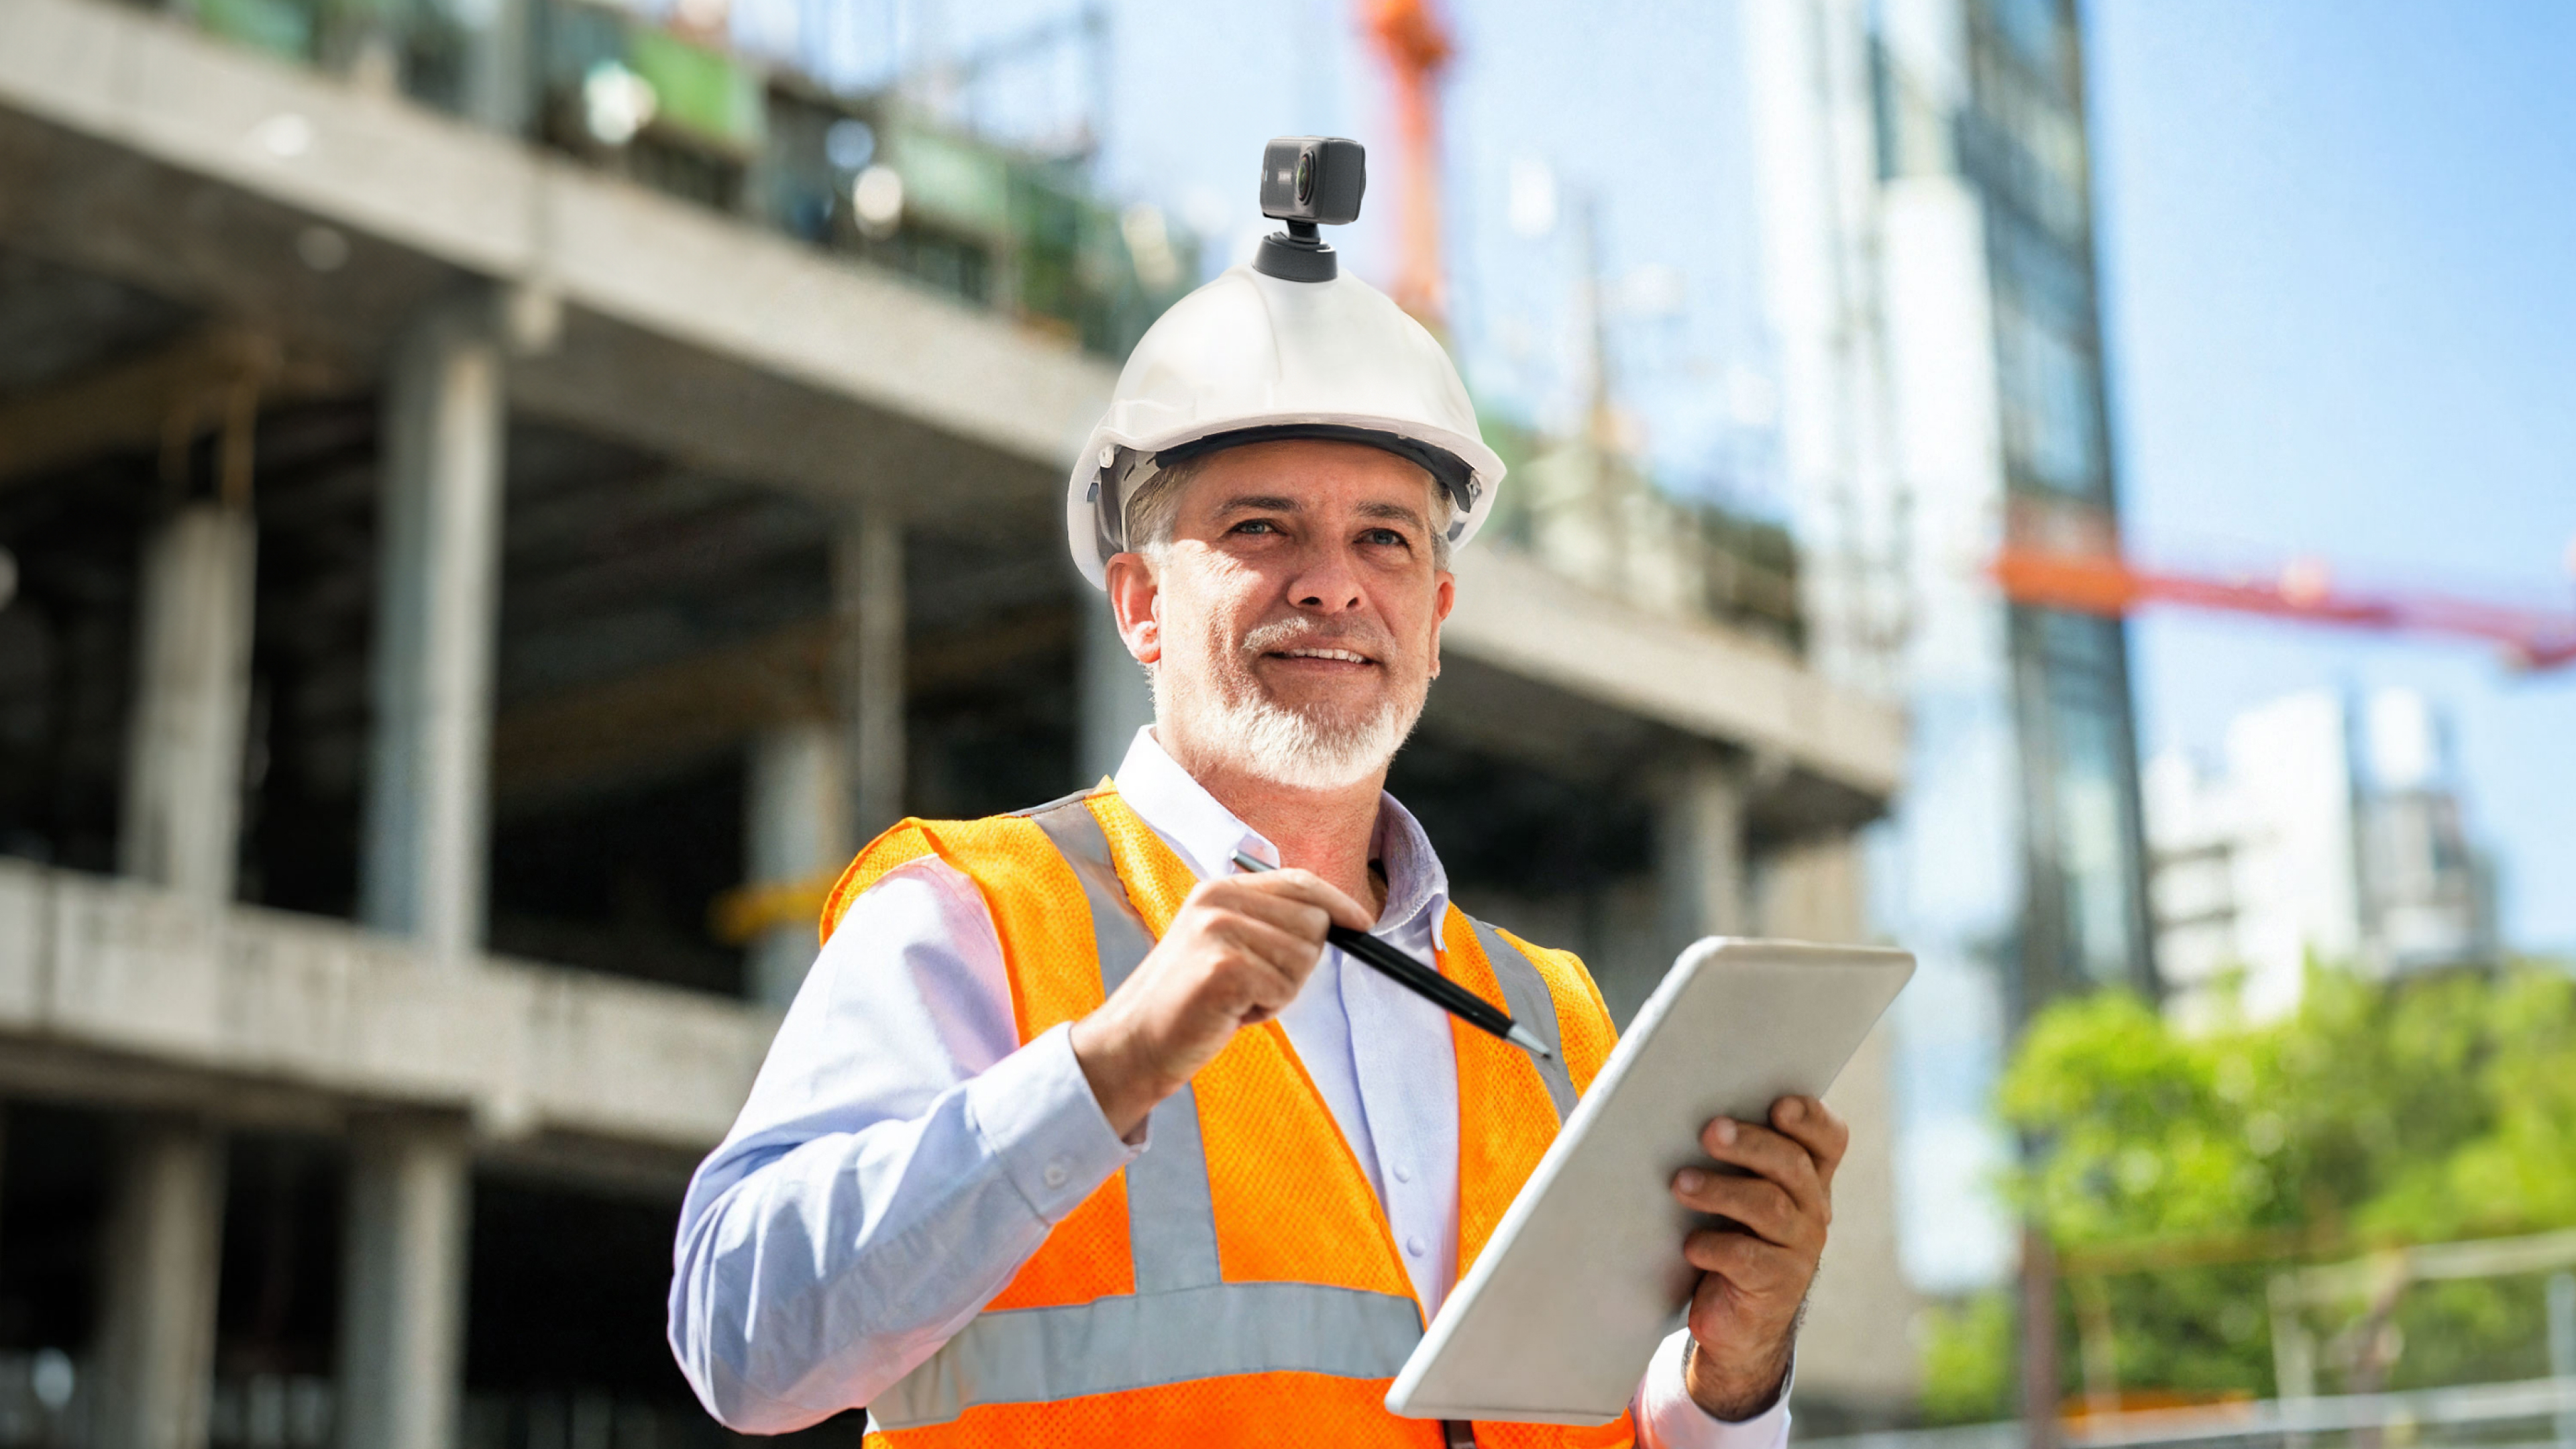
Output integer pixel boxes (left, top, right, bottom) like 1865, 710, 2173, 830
1065, 143, 1505, 589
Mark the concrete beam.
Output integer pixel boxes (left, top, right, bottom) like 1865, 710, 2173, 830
0, 0, 1114, 481
1442, 545, 1904, 800
508, 308, 1061, 533
0, 861, 772, 1157
0, 325, 335, 487
0, 112, 458, 375
490, 606, 1069, 813
94, 1116, 224, 1449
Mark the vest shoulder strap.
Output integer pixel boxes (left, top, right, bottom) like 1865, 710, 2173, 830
816, 804, 1114, 1042
1462, 917, 1580, 1123
1469, 920, 1619, 1102
814, 779, 1112, 946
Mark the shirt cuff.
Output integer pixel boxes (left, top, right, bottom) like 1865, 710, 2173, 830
965, 1022, 1142, 1225
1633, 1330, 1793, 1449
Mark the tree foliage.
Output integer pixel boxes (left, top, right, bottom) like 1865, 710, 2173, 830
1919, 961, 2576, 1423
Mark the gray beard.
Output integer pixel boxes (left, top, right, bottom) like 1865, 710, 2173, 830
1152, 629, 1426, 792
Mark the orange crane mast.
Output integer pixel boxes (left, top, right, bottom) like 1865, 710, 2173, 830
1991, 543, 2576, 673
1363, 0, 1454, 329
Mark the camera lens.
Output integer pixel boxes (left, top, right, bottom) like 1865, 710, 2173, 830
1295, 151, 1315, 205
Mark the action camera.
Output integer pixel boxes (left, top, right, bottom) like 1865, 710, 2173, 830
1254, 137, 1366, 282
1259, 137, 1366, 227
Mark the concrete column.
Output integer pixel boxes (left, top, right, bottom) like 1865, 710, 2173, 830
95, 1118, 225, 1449
119, 504, 258, 904
1077, 590, 1153, 787
745, 720, 850, 1008
835, 505, 906, 840
337, 1115, 471, 1449
1750, 830, 1866, 944
1656, 747, 1750, 949
362, 301, 506, 963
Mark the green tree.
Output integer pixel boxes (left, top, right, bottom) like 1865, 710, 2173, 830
1915, 960, 2576, 1423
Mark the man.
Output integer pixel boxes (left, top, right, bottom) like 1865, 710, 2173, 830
669, 191, 1847, 1446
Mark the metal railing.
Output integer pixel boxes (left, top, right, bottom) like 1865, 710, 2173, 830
1799, 1375, 2576, 1449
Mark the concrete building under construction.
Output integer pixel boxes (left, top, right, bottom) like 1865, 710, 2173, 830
0, 0, 1909, 1441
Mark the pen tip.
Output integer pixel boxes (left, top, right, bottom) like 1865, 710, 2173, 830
1508, 1024, 1554, 1059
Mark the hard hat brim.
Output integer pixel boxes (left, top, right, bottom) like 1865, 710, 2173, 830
1066, 413, 1504, 588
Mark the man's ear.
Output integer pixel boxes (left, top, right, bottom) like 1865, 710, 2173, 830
1428, 570, 1455, 680
1104, 552, 1162, 664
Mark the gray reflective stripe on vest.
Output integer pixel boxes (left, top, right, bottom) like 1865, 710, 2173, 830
873, 795, 1421, 1431
1024, 796, 1223, 1293
1468, 918, 1579, 1124
871, 1280, 1426, 1429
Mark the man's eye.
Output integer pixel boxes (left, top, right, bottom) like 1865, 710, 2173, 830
1363, 528, 1410, 548
1232, 519, 1280, 535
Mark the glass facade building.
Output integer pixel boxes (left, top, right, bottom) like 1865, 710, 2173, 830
1877, 0, 2157, 1020
1748, 0, 2156, 1287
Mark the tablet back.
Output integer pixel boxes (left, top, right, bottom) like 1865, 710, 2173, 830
1386, 938, 1915, 1426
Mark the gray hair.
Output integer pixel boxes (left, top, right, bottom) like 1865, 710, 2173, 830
1121, 448, 1456, 570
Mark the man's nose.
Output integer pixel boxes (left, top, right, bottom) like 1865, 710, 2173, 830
1286, 538, 1366, 612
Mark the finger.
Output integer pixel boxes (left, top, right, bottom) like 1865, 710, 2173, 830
1680, 1228, 1807, 1294
1770, 1096, 1851, 1195
1205, 915, 1331, 993
1670, 1169, 1811, 1250
1232, 867, 1375, 933
1199, 882, 1336, 943
1698, 1117, 1827, 1223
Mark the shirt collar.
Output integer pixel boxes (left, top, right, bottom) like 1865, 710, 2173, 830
1110, 727, 1453, 948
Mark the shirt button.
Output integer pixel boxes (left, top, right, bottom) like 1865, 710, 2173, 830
1042, 1161, 1069, 1190
1405, 1235, 1427, 1258
1393, 1164, 1413, 1185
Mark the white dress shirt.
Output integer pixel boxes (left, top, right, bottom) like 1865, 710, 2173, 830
669, 729, 1792, 1447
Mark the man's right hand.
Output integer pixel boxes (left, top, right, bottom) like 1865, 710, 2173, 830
1068, 867, 1373, 1138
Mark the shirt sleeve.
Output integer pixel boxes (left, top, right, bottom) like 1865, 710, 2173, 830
1633, 1331, 1794, 1449
666, 857, 1141, 1433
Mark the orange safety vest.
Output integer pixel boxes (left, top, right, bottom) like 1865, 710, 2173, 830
818, 786, 1635, 1449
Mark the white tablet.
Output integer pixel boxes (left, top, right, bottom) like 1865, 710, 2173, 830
1385, 937, 1915, 1426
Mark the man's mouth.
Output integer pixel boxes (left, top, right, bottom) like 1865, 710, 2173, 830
1273, 646, 1375, 665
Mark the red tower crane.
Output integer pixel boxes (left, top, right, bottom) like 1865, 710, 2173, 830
1363, 0, 1454, 329
1991, 542, 2576, 673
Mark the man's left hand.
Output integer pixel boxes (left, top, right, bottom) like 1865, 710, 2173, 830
1667, 1095, 1849, 1420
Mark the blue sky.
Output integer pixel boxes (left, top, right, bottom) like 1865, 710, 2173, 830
2088, 0, 2576, 954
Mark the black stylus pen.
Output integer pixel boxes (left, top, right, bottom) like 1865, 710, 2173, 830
1229, 850, 1554, 1059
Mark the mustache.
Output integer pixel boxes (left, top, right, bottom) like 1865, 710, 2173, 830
1237, 617, 1392, 661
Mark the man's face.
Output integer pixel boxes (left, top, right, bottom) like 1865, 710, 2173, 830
1107, 439, 1456, 791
